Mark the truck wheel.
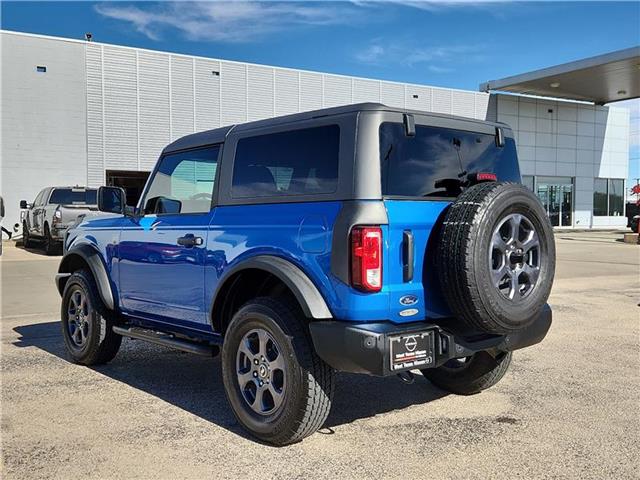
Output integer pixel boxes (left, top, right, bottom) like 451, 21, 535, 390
221, 297, 334, 446
60, 269, 122, 365
421, 351, 512, 395
22, 222, 33, 248
43, 224, 57, 255
437, 182, 555, 335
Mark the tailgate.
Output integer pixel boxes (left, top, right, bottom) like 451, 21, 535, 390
59, 205, 98, 224
383, 199, 452, 323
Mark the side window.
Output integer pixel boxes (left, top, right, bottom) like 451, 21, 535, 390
34, 190, 45, 206
143, 145, 220, 214
231, 125, 340, 198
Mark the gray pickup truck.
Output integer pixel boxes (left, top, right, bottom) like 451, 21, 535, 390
20, 186, 98, 254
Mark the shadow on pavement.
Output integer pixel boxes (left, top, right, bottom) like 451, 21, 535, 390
9, 238, 63, 256
13, 321, 448, 442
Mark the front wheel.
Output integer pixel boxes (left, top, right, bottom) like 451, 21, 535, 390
421, 351, 512, 395
22, 222, 33, 248
221, 297, 334, 446
61, 270, 122, 365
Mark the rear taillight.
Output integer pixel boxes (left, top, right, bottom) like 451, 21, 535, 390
351, 226, 382, 292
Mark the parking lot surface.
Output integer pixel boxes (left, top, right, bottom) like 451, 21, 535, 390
1, 232, 638, 479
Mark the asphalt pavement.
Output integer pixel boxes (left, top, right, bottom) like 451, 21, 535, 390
1, 232, 638, 479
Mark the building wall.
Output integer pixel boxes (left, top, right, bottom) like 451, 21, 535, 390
1, 32, 87, 230
496, 95, 630, 228
82, 41, 491, 187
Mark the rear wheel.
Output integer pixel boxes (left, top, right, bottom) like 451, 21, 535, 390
43, 223, 57, 255
221, 297, 334, 446
60, 270, 122, 365
421, 351, 512, 395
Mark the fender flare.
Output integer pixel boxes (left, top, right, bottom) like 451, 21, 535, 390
56, 244, 116, 311
211, 255, 333, 320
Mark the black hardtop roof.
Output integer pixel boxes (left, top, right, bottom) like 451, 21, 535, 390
163, 103, 507, 154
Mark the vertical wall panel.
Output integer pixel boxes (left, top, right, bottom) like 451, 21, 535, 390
431, 88, 452, 114
451, 91, 476, 119
475, 93, 491, 121
381, 82, 404, 108
247, 65, 274, 121
170, 55, 194, 140
103, 46, 137, 170
138, 51, 170, 170
274, 69, 299, 116
323, 75, 351, 107
299, 72, 323, 111
195, 59, 221, 131
405, 85, 431, 112
86, 44, 104, 186
221, 61, 247, 125
353, 78, 380, 103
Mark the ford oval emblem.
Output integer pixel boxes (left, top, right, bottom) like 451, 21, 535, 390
399, 295, 418, 306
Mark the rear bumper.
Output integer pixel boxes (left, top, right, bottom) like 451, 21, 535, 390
309, 304, 552, 376
51, 224, 73, 240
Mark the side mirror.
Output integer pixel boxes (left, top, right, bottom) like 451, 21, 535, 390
20, 200, 28, 209
97, 186, 126, 215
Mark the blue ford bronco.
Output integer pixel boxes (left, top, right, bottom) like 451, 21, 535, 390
56, 103, 555, 445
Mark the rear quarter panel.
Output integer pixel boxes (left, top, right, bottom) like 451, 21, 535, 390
205, 202, 343, 316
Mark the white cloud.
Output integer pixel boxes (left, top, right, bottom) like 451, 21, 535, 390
354, 44, 386, 64
354, 40, 485, 73
95, 1, 361, 43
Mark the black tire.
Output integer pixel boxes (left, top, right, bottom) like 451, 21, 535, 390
22, 222, 33, 248
60, 269, 122, 365
437, 182, 555, 334
421, 351, 512, 395
43, 223, 57, 255
221, 297, 334, 446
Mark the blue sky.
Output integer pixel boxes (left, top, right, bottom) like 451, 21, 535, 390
2, 1, 639, 188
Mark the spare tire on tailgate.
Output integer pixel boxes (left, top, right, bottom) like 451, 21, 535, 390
437, 182, 555, 335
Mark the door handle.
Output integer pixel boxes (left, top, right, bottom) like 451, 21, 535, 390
177, 234, 203, 247
402, 230, 414, 282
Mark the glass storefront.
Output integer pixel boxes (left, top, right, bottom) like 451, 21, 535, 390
535, 176, 574, 227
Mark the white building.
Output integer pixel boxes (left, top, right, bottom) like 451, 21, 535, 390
1, 30, 635, 231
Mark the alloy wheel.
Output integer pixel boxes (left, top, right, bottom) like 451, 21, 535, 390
67, 289, 90, 347
489, 213, 541, 301
236, 328, 286, 416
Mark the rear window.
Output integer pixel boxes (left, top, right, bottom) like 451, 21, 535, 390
232, 125, 340, 198
380, 122, 520, 198
48, 189, 97, 205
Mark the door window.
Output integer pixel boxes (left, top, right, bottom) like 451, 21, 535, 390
34, 190, 46, 206
143, 146, 220, 214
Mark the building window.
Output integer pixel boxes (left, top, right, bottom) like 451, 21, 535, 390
522, 175, 534, 191
36, 66, 47, 73
608, 179, 624, 216
593, 178, 608, 216
593, 178, 625, 217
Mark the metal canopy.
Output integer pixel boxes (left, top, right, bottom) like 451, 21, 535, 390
480, 47, 640, 104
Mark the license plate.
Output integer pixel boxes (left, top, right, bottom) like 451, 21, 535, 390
389, 331, 435, 371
